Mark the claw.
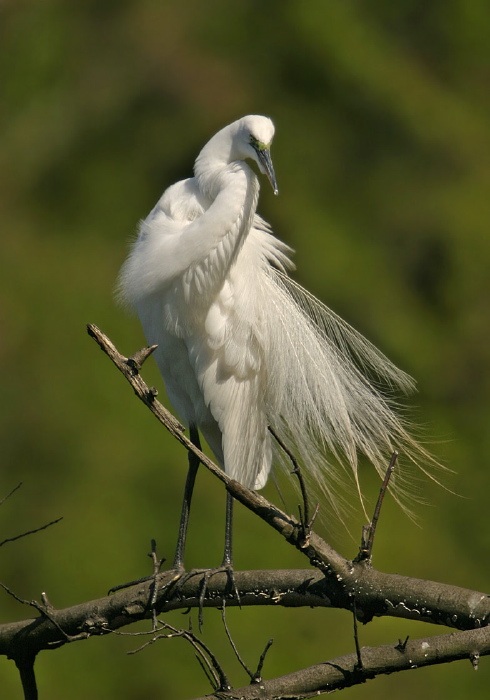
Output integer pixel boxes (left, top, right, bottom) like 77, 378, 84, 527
169, 565, 240, 629
198, 564, 241, 630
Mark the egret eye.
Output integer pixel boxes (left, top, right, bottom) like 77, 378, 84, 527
249, 134, 269, 152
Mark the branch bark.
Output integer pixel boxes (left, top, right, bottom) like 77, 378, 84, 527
191, 626, 490, 699
1, 325, 488, 700
84, 325, 490, 628
2, 564, 489, 660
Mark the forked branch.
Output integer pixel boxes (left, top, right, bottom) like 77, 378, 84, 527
356, 451, 398, 562
190, 625, 490, 699
1, 325, 488, 700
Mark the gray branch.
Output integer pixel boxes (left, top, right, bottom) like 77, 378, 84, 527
0, 325, 487, 700
191, 625, 490, 698
1, 566, 489, 658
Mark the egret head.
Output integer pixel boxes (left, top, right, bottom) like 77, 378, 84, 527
237, 115, 278, 195
195, 115, 278, 195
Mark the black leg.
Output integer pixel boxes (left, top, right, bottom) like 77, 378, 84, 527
108, 426, 202, 598
173, 425, 201, 570
194, 489, 240, 630
171, 440, 241, 629
221, 490, 234, 567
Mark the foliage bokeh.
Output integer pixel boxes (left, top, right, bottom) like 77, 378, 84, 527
1, 1, 489, 697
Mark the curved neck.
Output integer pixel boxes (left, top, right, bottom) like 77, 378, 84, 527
194, 123, 239, 198
181, 124, 260, 301
180, 163, 259, 304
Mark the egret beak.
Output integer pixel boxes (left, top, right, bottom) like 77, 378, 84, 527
256, 147, 279, 195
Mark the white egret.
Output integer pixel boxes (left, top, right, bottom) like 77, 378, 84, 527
118, 115, 434, 570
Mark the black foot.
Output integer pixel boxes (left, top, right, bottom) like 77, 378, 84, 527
174, 564, 240, 629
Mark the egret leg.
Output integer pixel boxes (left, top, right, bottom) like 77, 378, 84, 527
221, 490, 240, 605
170, 437, 240, 628
108, 426, 202, 596
221, 490, 234, 567
173, 425, 201, 570
192, 490, 239, 629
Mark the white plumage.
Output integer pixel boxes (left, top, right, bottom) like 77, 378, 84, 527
118, 115, 433, 518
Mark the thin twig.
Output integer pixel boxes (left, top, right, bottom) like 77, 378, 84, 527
221, 599, 274, 685
194, 651, 219, 690
0, 583, 86, 645
0, 582, 32, 607
128, 621, 230, 692
308, 503, 320, 530
352, 600, 363, 670
186, 623, 221, 691
183, 628, 230, 690
268, 425, 317, 545
254, 638, 274, 683
128, 344, 158, 370
221, 600, 254, 680
0, 517, 63, 548
395, 636, 410, 652
0, 482, 23, 507
356, 451, 398, 562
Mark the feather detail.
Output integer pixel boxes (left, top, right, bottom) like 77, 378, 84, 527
117, 115, 443, 523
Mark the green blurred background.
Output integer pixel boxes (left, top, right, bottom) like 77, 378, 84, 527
1, 1, 489, 698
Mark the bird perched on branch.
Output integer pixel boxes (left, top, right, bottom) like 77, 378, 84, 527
118, 115, 436, 570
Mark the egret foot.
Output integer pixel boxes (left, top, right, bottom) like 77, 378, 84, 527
172, 563, 240, 630
200, 563, 241, 629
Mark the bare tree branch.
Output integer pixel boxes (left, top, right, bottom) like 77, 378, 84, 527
86, 324, 349, 575
0, 482, 23, 507
356, 451, 398, 562
2, 325, 487, 698
0, 517, 63, 549
1, 563, 488, 699
0, 482, 62, 549
190, 625, 490, 699
84, 327, 489, 615
14, 654, 38, 700
2, 560, 489, 659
